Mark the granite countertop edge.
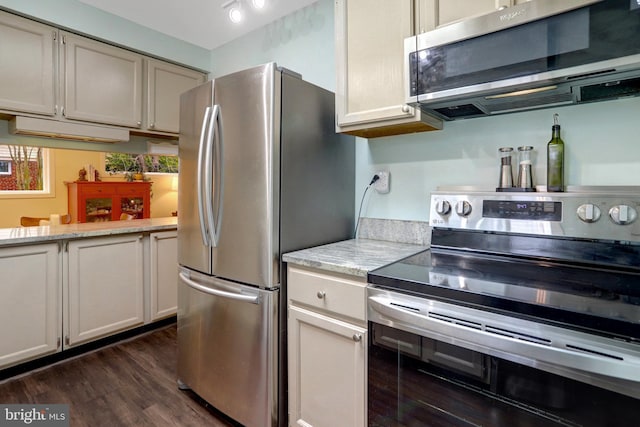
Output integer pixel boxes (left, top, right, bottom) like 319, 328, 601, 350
0, 217, 177, 247
283, 238, 428, 278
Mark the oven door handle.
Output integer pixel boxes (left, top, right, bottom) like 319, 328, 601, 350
369, 295, 640, 384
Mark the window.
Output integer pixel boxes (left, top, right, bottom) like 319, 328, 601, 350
104, 153, 178, 176
0, 160, 10, 175
0, 145, 51, 197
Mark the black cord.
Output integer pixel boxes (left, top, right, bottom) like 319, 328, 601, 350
353, 175, 380, 238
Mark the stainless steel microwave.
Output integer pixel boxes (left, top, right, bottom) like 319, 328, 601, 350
405, 0, 640, 120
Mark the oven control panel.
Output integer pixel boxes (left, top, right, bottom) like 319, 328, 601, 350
430, 189, 640, 242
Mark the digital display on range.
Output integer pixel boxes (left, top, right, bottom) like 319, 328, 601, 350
483, 200, 562, 221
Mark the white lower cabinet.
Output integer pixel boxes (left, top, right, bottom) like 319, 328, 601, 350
148, 230, 178, 320
0, 229, 176, 370
65, 234, 144, 347
287, 266, 367, 427
0, 243, 61, 369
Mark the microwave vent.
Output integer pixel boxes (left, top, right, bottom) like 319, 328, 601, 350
433, 104, 484, 119
566, 68, 617, 81
579, 77, 640, 102
487, 93, 574, 113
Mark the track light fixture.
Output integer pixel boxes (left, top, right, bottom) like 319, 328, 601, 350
222, 0, 243, 23
222, 0, 267, 24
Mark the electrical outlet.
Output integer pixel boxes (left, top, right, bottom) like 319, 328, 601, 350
374, 171, 390, 194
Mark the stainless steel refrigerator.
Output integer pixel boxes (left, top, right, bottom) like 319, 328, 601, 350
176, 63, 355, 427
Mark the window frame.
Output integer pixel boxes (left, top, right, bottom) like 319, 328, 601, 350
0, 159, 11, 176
0, 147, 53, 199
101, 152, 179, 177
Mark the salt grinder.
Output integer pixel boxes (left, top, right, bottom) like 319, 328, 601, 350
517, 146, 534, 189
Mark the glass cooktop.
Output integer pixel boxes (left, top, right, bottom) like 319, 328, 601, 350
368, 249, 640, 341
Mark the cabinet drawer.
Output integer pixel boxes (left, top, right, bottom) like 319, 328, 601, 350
117, 185, 147, 195
288, 266, 366, 321
81, 184, 117, 195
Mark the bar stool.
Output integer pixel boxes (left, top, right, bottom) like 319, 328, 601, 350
20, 214, 72, 226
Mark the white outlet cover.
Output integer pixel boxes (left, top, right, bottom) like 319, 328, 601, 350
374, 171, 390, 194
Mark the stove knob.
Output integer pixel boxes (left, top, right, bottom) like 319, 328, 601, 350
435, 200, 451, 216
576, 203, 601, 223
609, 205, 638, 225
455, 201, 472, 217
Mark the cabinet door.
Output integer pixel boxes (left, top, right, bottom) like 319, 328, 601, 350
335, 0, 441, 138
146, 59, 205, 133
0, 243, 60, 369
0, 11, 56, 115
116, 182, 151, 219
61, 32, 142, 127
82, 196, 114, 223
149, 231, 178, 320
419, 0, 513, 32
288, 305, 367, 427
75, 184, 117, 223
65, 235, 144, 346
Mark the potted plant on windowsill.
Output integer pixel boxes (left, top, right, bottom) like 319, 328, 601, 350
132, 154, 147, 181
106, 153, 147, 182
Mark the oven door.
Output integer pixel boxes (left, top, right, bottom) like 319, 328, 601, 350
367, 288, 640, 427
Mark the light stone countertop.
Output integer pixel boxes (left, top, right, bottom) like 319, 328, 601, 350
0, 217, 177, 247
283, 238, 428, 278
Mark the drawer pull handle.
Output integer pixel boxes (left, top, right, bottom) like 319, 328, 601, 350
352, 334, 362, 342
316, 291, 325, 299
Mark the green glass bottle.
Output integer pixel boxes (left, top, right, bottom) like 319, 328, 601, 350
546, 113, 564, 192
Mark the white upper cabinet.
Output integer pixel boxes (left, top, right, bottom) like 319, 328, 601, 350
0, 10, 56, 116
145, 59, 205, 134
417, 0, 528, 33
0, 11, 205, 137
61, 32, 143, 128
335, 0, 443, 138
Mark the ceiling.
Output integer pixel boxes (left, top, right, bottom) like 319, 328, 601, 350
78, 0, 319, 50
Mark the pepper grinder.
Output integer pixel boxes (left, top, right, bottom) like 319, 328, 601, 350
498, 147, 514, 189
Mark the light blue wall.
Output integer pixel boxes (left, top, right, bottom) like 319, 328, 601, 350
212, 0, 640, 222
3, 0, 639, 222
0, 0, 210, 70
210, 1, 335, 91
361, 96, 640, 221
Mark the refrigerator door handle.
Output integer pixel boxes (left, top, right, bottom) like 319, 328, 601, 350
179, 272, 260, 304
204, 105, 218, 247
197, 106, 213, 247
209, 104, 224, 247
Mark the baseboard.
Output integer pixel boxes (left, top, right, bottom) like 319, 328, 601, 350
0, 316, 176, 382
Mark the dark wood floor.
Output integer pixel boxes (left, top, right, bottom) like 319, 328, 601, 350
0, 325, 239, 427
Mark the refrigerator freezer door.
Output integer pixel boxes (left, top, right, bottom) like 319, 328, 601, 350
211, 63, 280, 288
177, 268, 278, 427
178, 81, 214, 275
